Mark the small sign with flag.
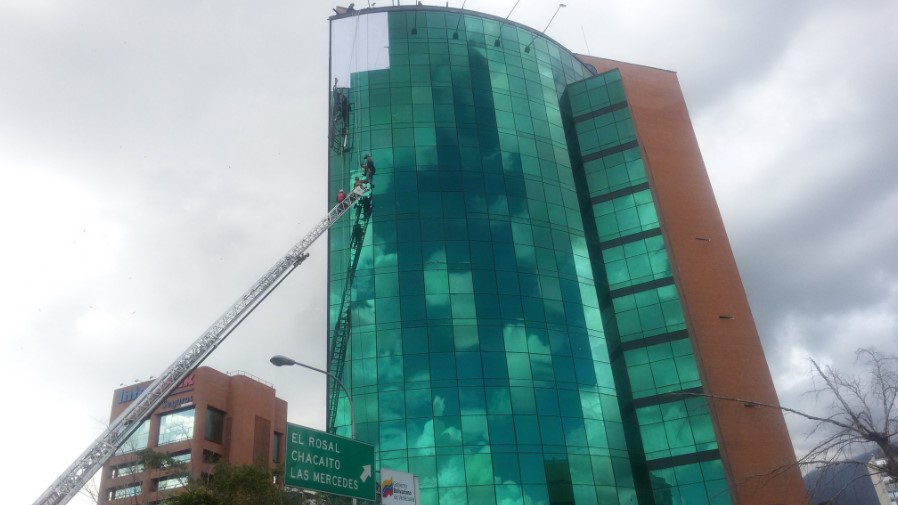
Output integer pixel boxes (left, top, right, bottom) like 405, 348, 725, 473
380, 468, 419, 504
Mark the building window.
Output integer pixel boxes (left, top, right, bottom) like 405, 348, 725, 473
158, 408, 195, 445
155, 475, 187, 491
111, 461, 144, 478
273, 432, 283, 463
108, 483, 141, 500
204, 407, 225, 444
170, 450, 191, 465
203, 450, 222, 464
115, 419, 149, 455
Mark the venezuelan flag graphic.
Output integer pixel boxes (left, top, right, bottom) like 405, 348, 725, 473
381, 478, 394, 498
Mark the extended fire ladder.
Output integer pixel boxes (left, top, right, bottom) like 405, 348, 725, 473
326, 197, 372, 431
34, 185, 369, 505
325, 78, 367, 432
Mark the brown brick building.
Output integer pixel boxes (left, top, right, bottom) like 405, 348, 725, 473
574, 55, 807, 504
97, 367, 288, 504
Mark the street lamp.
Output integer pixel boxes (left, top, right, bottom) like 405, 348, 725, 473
269, 355, 355, 440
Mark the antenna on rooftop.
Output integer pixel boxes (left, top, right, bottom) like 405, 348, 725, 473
542, 3, 566, 33
494, 0, 522, 47
523, 3, 565, 53
580, 24, 591, 54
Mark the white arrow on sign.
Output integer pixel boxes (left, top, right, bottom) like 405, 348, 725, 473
360, 465, 372, 482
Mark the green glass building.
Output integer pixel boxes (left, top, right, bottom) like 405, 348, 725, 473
326, 6, 805, 505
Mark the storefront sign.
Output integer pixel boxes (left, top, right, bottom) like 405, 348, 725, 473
118, 374, 195, 404
161, 396, 193, 410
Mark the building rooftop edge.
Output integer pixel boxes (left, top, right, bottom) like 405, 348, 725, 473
112, 366, 276, 393
574, 54, 677, 75
329, 5, 581, 66
327, 7, 680, 80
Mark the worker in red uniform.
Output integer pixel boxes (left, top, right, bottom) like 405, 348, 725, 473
336, 188, 346, 203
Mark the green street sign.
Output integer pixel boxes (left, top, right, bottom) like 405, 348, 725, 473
285, 423, 375, 501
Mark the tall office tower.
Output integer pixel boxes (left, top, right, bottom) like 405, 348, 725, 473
98, 367, 288, 504
327, 6, 805, 504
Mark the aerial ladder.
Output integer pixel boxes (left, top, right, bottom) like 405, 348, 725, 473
34, 185, 370, 505
327, 197, 372, 431
325, 82, 367, 432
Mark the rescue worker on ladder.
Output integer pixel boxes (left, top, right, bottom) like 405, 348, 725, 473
336, 188, 346, 203
361, 195, 372, 218
361, 154, 375, 183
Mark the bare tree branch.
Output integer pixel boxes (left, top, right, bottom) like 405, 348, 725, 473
679, 347, 898, 491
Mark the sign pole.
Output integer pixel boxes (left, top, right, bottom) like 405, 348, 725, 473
284, 424, 375, 502
272, 356, 370, 503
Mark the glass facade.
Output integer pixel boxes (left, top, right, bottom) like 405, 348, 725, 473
111, 461, 144, 478
157, 407, 195, 446
205, 406, 225, 443
155, 475, 188, 491
327, 7, 732, 504
562, 72, 730, 504
108, 483, 141, 501
115, 419, 149, 455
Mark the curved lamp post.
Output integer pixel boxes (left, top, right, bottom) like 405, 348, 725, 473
269, 355, 355, 440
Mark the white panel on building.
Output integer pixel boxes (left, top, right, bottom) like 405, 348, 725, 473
330, 12, 390, 88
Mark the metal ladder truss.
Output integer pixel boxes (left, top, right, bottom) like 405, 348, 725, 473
35, 185, 368, 505
327, 196, 372, 431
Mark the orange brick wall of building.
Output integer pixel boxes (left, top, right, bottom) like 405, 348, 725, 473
577, 55, 807, 505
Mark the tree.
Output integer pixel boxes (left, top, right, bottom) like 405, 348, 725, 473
800, 349, 898, 481
138, 448, 187, 472
79, 448, 186, 505
163, 462, 299, 505
689, 348, 898, 500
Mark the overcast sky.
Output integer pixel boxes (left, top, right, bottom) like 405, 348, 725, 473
2, 1, 896, 503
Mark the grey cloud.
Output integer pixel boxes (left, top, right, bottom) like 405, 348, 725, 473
3, 1, 897, 503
